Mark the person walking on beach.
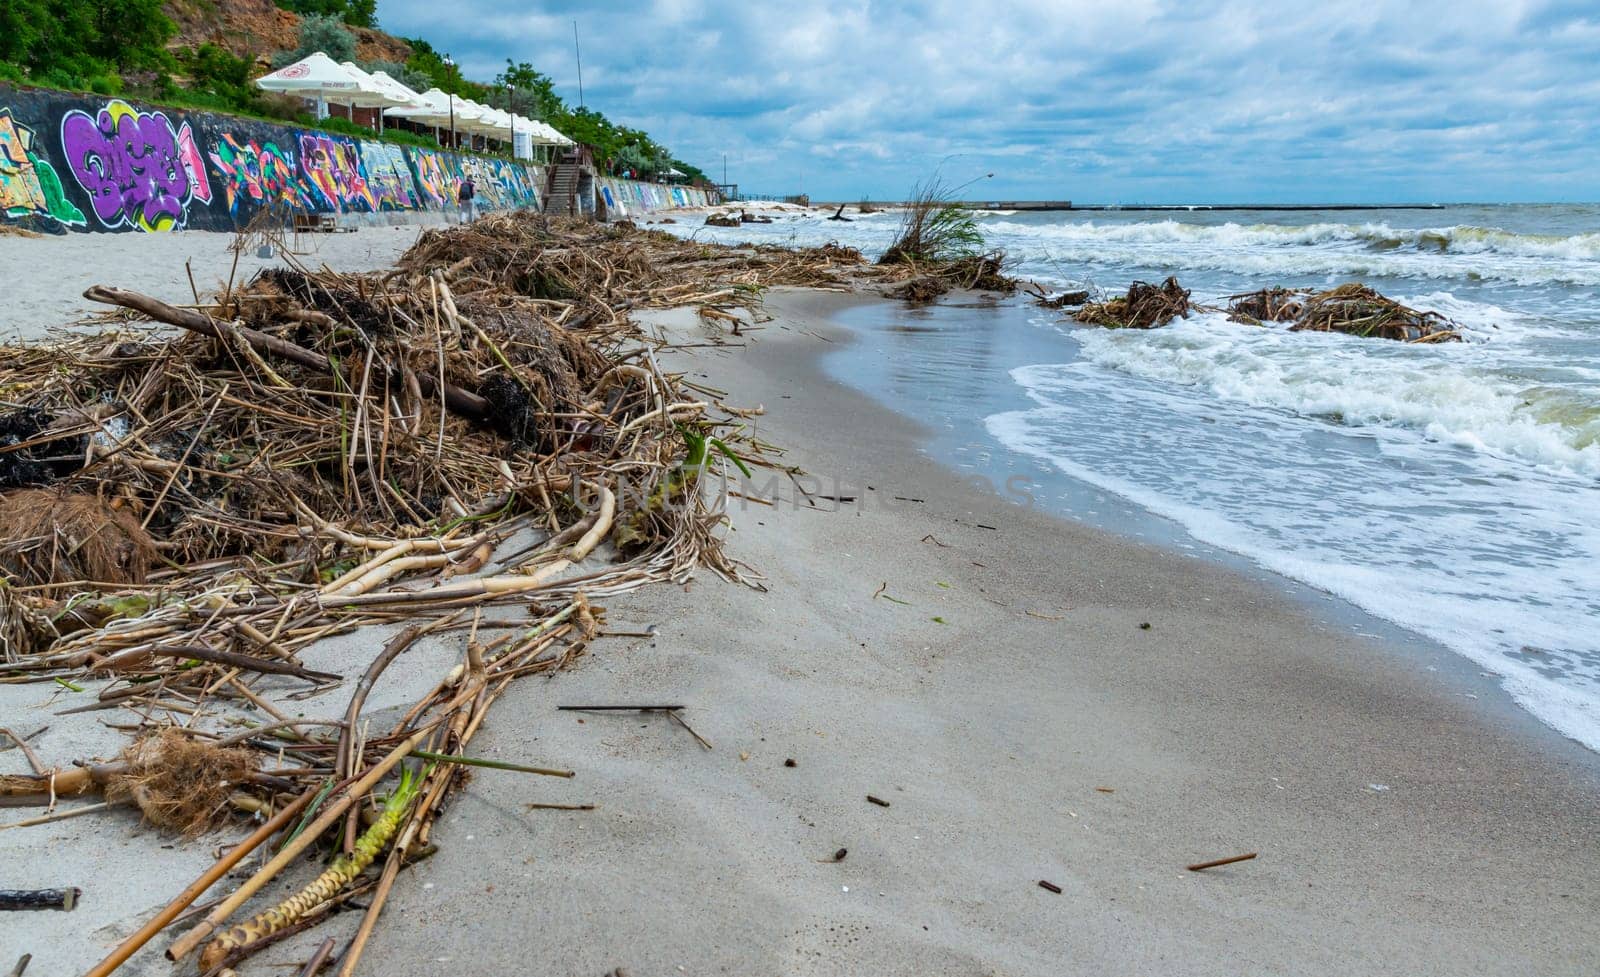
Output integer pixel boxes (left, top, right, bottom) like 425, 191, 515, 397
457, 176, 477, 223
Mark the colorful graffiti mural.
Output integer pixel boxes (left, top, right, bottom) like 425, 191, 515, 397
59, 99, 210, 231
1, 83, 708, 235
297, 133, 376, 213
597, 177, 710, 219
209, 132, 308, 216
358, 141, 418, 211
407, 149, 458, 209
0, 108, 84, 227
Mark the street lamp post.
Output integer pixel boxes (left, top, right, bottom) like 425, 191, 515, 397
506, 82, 516, 156
443, 54, 456, 149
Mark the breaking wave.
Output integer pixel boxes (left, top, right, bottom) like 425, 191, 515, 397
980, 219, 1600, 286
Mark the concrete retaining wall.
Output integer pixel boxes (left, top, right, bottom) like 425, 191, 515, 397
0, 83, 545, 234
598, 177, 713, 218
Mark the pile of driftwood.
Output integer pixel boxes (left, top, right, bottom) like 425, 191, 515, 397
0, 215, 865, 974
883, 255, 1017, 304
1230, 283, 1462, 342
1067, 276, 1463, 342
1074, 277, 1192, 329
704, 210, 774, 227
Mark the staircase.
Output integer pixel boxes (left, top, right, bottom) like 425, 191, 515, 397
543, 155, 583, 217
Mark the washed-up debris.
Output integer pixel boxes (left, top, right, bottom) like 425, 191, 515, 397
1069, 279, 1465, 343
1225, 286, 1309, 324
866, 794, 891, 807
1074, 277, 1192, 329
1029, 287, 1091, 309
1037, 880, 1062, 894
0, 214, 862, 973
1289, 283, 1461, 342
0, 888, 80, 911
1186, 851, 1258, 872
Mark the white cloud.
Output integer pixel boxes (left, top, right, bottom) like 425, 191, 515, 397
377, 0, 1600, 201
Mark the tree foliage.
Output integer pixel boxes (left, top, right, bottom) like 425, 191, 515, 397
273, 0, 377, 29
273, 13, 358, 67
0, 0, 174, 90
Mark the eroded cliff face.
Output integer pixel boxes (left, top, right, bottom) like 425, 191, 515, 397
162, 0, 412, 69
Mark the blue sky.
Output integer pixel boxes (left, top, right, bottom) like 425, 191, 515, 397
378, 1, 1600, 203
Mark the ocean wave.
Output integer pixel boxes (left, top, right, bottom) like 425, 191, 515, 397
985, 400, 1600, 752
980, 219, 1600, 286
983, 218, 1600, 259
1057, 316, 1600, 478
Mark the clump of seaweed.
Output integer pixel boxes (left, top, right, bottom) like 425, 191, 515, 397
1074, 277, 1192, 329
1226, 286, 1310, 324
1289, 283, 1461, 342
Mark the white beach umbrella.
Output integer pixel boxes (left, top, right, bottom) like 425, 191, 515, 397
384, 88, 468, 145
478, 107, 516, 144
337, 62, 411, 130
384, 88, 453, 124
535, 122, 572, 146
369, 70, 427, 108
255, 52, 363, 120
452, 100, 492, 146
337, 63, 407, 107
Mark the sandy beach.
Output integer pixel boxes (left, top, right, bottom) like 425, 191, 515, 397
0, 226, 429, 340
340, 289, 1600, 976
3, 266, 1597, 976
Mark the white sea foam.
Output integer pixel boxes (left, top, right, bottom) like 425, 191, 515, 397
1068, 313, 1600, 477
686, 204, 1600, 751
973, 219, 1600, 286
987, 370, 1600, 751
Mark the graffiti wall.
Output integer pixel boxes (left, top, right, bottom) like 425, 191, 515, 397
598, 178, 712, 218
0, 83, 552, 234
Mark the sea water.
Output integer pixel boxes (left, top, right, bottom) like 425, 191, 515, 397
665, 204, 1600, 750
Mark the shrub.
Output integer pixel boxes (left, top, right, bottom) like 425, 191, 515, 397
274, 13, 357, 67
879, 177, 985, 265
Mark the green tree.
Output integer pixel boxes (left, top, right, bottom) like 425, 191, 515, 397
273, 12, 357, 67
274, 0, 376, 29
363, 59, 432, 94
88, 0, 175, 69
492, 60, 562, 120
0, 0, 172, 88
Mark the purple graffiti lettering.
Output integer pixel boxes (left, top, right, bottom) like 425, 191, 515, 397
59, 101, 199, 231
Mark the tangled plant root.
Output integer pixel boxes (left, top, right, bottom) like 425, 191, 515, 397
0, 489, 156, 594
1075, 276, 1192, 329
1288, 283, 1461, 342
1226, 286, 1311, 324
106, 729, 258, 836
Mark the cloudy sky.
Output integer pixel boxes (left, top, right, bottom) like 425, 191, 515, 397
379, 0, 1600, 203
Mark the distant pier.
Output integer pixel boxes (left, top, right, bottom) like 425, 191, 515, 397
819, 201, 1447, 212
